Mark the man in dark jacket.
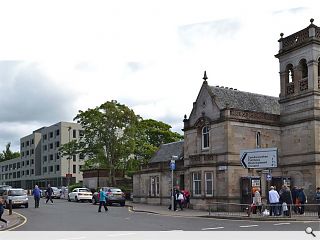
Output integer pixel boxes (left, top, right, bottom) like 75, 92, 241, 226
280, 185, 293, 216
297, 188, 307, 214
45, 184, 54, 204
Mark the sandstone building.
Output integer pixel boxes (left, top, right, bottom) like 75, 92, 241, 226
133, 19, 320, 209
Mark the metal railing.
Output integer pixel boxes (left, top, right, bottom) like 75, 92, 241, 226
206, 202, 320, 219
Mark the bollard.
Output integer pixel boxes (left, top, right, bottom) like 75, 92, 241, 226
9, 199, 12, 215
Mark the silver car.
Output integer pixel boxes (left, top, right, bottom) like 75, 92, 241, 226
3, 188, 28, 208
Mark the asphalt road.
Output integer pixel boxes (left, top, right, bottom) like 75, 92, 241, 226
12, 198, 320, 231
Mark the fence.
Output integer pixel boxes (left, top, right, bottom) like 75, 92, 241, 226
206, 202, 320, 219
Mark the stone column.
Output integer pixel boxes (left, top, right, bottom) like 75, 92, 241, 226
293, 66, 300, 95
308, 60, 318, 91
279, 71, 287, 98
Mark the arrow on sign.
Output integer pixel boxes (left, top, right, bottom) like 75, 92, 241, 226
241, 153, 247, 168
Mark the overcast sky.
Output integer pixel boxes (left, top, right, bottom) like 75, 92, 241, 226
0, 0, 319, 152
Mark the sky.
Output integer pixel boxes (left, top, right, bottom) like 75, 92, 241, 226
0, 0, 319, 152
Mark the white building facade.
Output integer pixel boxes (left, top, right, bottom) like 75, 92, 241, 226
0, 121, 85, 189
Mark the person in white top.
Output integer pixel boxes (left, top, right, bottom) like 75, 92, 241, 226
268, 186, 280, 216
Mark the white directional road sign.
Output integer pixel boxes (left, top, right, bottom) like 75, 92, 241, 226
240, 148, 277, 169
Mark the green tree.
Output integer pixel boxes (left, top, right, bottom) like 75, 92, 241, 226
132, 119, 183, 168
74, 100, 138, 186
0, 142, 20, 162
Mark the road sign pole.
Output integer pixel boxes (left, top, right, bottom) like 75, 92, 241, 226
171, 155, 178, 212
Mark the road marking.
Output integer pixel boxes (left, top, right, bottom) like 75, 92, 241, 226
107, 233, 136, 237
239, 225, 259, 228
7, 210, 27, 231
202, 227, 225, 230
273, 223, 290, 226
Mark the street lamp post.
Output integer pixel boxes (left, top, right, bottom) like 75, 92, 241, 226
171, 155, 178, 211
67, 126, 71, 187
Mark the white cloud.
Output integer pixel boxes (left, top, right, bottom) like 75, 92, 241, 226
0, 0, 319, 151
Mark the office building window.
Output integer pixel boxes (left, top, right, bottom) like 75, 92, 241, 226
31, 139, 34, 144
17, 162, 20, 169
31, 149, 34, 155
26, 150, 29, 155
17, 171, 20, 178
256, 132, 261, 148
9, 164, 12, 170
13, 172, 16, 179
56, 153, 60, 160
31, 169, 34, 175
21, 142, 24, 148
50, 154, 53, 161
22, 152, 24, 157
192, 172, 202, 196
43, 145, 47, 151
31, 159, 34, 165
22, 162, 24, 167
73, 165, 76, 174
56, 165, 60, 172
49, 132, 53, 138
56, 129, 60, 136
50, 143, 53, 149
79, 130, 84, 137
21, 171, 24, 176
13, 163, 16, 169
73, 129, 77, 138
43, 134, 47, 141
43, 156, 47, 162
26, 170, 29, 175
73, 155, 77, 162
55, 141, 60, 148
26, 160, 29, 165
26, 141, 29, 146
49, 166, 53, 172
79, 153, 85, 160
43, 167, 47, 173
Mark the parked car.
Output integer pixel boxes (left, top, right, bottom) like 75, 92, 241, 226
41, 186, 62, 199
92, 187, 125, 206
0, 185, 12, 196
68, 188, 92, 202
2, 188, 28, 208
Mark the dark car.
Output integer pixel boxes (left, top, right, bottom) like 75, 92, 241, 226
92, 187, 126, 206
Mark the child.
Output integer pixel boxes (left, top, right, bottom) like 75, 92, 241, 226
0, 197, 8, 228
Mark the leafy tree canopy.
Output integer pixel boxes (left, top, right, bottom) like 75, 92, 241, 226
0, 142, 20, 162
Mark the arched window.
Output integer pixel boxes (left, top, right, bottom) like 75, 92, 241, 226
256, 132, 261, 148
202, 126, 209, 149
299, 59, 308, 79
286, 64, 294, 83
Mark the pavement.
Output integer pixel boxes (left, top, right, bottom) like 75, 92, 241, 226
129, 202, 320, 221
0, 209, 26, 231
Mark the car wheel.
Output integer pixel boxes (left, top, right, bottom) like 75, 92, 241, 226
68, 196, 71, 202
89, 199, 92, 203
25, 203, 28, 208
75, 196, 79, 202
120, 202, 125, 207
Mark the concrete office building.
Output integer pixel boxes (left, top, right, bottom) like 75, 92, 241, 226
0, 121, 85, 189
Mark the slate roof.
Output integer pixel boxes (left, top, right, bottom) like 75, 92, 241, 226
209, 86, 280, 115
149, 141, 184, 163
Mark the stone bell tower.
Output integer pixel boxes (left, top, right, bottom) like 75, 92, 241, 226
275, 19, 320, 196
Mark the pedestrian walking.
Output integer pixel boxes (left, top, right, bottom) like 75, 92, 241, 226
279, 185, 292, 216
297, 187, 307, 214
268, 186, 280, 216
291, 186, 299, 213
176, 189, 184, 211
315, 187, 320, 218
45, 184, 54, 204
183, 189, 190, 208
253, 188, 262, 214
98, 189, 108, 212
0, 197, 8, 228
32, 185, 41, 208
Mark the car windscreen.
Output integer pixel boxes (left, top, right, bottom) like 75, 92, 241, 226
79, 189, 90, 192
9, 190, 25, 196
